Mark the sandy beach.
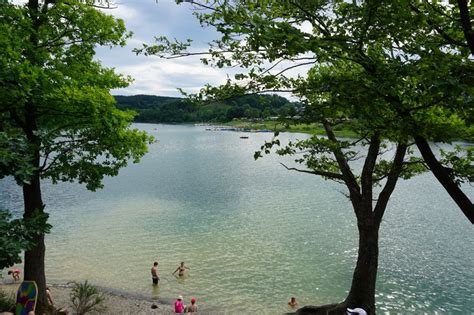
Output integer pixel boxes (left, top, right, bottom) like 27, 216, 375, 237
0, 281, 176, 314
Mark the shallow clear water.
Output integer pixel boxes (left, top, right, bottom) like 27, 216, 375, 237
1, 124, 473, 314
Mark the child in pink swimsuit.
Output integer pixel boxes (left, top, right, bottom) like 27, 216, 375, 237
174, 295, 185, 313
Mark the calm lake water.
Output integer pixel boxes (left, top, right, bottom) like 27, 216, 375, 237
1, 124, 473, 314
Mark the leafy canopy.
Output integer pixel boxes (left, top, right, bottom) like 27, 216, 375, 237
141, 0, 473, 187
0, 0, 154, 267
0, 210, 51, 269
0, 0, 154, 191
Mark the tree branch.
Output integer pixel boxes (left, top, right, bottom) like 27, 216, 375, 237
360, 135, 381, 209
280, 163, 344, 181
288, 0, 331, 37
410, 3, 468, 48
373, 143, 408, 223
457, 0, 474, 54
415, 136, 474, 224
322, 119, 361, 204
271, 61, 317, 77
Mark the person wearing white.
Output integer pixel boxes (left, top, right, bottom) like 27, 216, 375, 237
346, 307, 367, 315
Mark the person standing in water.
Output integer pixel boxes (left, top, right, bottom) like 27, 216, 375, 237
173, 261, 190, 277
288, 297, 298, 308
151, 262, 160, 285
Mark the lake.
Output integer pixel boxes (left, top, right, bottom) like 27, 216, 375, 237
1, 123, 473, 314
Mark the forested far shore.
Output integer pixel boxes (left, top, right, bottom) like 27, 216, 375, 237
115, 94, 474, 141
114, 94, 302, 123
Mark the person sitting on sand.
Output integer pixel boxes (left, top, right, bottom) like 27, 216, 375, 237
8, 269, 20, 281
173, 262, 190, 277
46, 286, 54, 306
185, 297, 198, 312
151, 261, 160, 285
288, 297, 298, 308
45, 286, 68, 314
174, 295, 185, 313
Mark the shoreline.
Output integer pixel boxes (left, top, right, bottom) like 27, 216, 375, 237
0, 278, 292, 314
0, 280, 175, 314
139, 121, 474, 143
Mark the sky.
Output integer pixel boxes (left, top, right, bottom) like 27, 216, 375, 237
95, 1, 312, 98
11, 0, 311, 98
94, 0, 233, 97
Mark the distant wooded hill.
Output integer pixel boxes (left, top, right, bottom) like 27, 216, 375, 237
114, 94, 300, 123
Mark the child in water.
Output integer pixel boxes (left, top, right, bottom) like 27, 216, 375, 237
8, 269, 20, 281
288, 297, 298, 308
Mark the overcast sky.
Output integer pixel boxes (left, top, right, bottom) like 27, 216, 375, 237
11, 0, 309, 98
95, 0, 232, 97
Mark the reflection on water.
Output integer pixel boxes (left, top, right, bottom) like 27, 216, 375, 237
152, 285, 160, 300
0, 124, 473, 314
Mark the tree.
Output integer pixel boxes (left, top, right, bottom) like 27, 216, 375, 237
403, 0, 474, 224
142, 0, 473, 313
0, 0, 152, 310
253, 60, 427, 313
456, 0, 474, 53
0, 210, 50, 270
242, 105, 258, 119
142, 0, 473, 223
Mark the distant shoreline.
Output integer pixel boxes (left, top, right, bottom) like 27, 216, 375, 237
138, 121, 474, 144
135, 120, 357, 137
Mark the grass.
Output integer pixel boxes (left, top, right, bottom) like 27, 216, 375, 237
223, 119, 474, 142
223, 119, 358, 138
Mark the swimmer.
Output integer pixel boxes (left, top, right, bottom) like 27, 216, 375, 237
172, 262, 190, 277
288, 297, 298, 308
185, 297, 198, 312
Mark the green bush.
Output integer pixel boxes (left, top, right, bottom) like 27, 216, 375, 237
69, 281, 106, 314
0, 289, 15, 312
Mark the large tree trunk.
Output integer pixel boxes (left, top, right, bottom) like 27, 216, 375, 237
295, 125, 385, 314
296, 219, 380, 315
343, 222, 379, 314
24, 0, 47, 301
22, 172, 47, 311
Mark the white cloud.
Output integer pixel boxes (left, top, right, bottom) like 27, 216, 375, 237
107, 55, 232, 96
11, 0, 302, 99
104, 3, 141, 21
297, 21, 313, 35
94, 0, 227, 96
